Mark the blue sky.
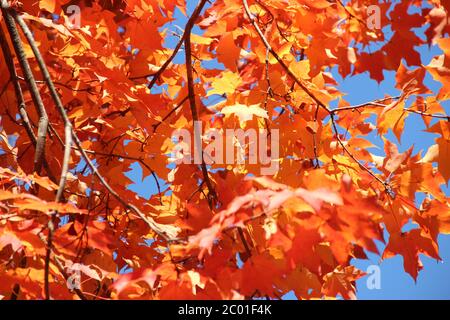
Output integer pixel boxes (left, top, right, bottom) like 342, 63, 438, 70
125, 0, 450, 299
332, 42, 450, 299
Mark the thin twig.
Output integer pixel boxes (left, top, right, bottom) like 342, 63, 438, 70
262, 43, 272, 133
37, 233, 87, 300
128, 4, 209, 87
16, 75, 96, 94
242, 0, 399, 193
242, 0, 331, 114
152, 95, 189, 133
331, 95, 450, 120
69, 148, 163, 204
312, 105, 320, 168
238, 227, 252, 258
329, 113, 392, 195
331, 96, 402, 113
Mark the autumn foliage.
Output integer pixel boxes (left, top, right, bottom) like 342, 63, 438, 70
0, 0, 450, 300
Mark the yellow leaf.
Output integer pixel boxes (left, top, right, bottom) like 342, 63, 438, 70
39, 0, 56, 12
221, 103, 268, 122
269, 42, 292, 64
378, 101, 407, 142
191, 34, 214, 45
290, 60, 310, 80
207, 71, 242, 96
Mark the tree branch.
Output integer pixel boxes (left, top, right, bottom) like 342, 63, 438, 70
1, 0, 49, 174
184, 0, 217, 207
11, 7, 177, 241
238, 227, 252, 258
37, 233, 87, 300
44, 124, 72, 299
242, 0, 399, 193
0, 24, 58, 182
152, 95, 188, 133
331, 95, 450, 121
242, 0, 331, 114
3, 6, 181, 300
4, 6, 73, 298
329, 113, 393, 196
79, 148, 165, 205
55, 125, 72, 203
128, 3, 209, 88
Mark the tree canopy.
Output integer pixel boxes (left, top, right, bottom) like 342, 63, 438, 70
0, 0, 449, 300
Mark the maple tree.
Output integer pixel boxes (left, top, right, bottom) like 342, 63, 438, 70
0, 0, 449, 300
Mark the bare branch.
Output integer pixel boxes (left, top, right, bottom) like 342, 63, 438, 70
1, 0, 48, 174
332, 95, 450, 121
43, 125, 72, 299
0, 25, 34, 155
56, 125, 72, 203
